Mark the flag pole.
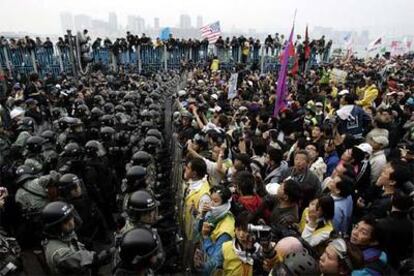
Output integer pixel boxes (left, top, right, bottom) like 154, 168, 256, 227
273, 9, 297, 117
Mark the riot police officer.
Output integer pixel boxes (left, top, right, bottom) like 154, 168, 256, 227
126, 151, 156, 185
42, 201, 113, 275
23, 135, 45, 173
113, 227, 160, 276
118, 166, 147, 211
56, 173, 109, 246
84, 140, 116, 227
114, 190, 164, 270
15, 166, 58, 247
40, 130, 58, 173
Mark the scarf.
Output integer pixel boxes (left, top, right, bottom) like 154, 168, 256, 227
205, 201, 231, 226
336, 104, 354, 121
232, 240, 260, 265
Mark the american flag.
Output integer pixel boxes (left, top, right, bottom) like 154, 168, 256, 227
200, 21, 221, 43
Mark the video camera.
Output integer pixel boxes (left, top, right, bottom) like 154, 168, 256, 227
248, 224, 272, 243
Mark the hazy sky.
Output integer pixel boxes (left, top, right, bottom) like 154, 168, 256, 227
1, 0, 413, 36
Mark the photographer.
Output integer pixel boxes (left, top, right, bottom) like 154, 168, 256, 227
208, 212, 278, 275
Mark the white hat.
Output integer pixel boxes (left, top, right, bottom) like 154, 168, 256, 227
177, 90, 186, 97
371, 136, 389, 147
338, 89, 349, 96
209, 106, 222, 113
355, 143, 373, 155
211, 94, 218, 100
265, 183, 280, 195
10, 107, 25, 120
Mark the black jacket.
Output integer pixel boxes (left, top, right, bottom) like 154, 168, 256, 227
376, 211, 413, 269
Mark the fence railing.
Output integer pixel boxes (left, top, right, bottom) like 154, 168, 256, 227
0, 44, 294, 78
0, 43, 324, 79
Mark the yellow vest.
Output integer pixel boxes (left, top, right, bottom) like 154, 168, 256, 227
299, 208, 334, 235
331, 86, 338, 98
183, 180, 210, 240
221, 241, 252, 276
299, 208, 309, 233
210, 213, 235, 243
211, 59, 220, 72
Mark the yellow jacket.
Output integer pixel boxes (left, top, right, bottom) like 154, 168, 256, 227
356, 84, 378, 108
242, 42, 250, 55
211, 59, 220, 72
331, 86, 338, 98
183, 180, 210, 240
210, 213, 235, 243
221, 241, 252, 276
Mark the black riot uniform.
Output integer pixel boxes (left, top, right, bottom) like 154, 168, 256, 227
113, 227, 161, 276
41, 201, 113, 275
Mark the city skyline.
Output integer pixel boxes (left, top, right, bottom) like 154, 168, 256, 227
1, 0, 413, 39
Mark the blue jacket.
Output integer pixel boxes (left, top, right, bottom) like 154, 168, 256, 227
352, 247, 388, 276
324, 152, 339, 177
332, 195, 353, 234
201, 233, 232, 275
337, 105, 371, 139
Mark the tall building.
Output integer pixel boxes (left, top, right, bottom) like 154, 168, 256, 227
74, 14, 92, 32
196, 15, 203, 28
91, 19, 109, 36
127, 16, 146, 34
154, 17, 160, 30
179, 14, 191, 29
137, 16, 145, 33
108, 12, 118, 33
60, 12, 73, 33
127, 16, 137, 33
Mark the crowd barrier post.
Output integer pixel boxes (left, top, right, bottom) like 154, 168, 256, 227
163, 45, 168, 71
2, 48, 11, 75
137, 45, 142, 74
260, 47, 265, 72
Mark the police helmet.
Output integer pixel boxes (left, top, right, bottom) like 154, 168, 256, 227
15, 165, 36, 185
272, 250, 319, 276
25, 136, 45, 153
131, 151, 153, 167
146, 129, 162, 140
126, 190, 159, 218
41, 130, 56, 144
103, 103, 115, 114
42, 201, 74, 229
124, 166, 147, 191
58, 173, 81, 195
119, 227, 159, 267
63, 142, 81, 157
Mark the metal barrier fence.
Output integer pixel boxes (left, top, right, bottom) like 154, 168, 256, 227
0, 43, 292, 79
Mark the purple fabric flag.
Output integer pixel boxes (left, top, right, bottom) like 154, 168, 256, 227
273, 25, 295, 117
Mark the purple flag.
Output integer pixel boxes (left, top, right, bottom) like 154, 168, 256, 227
273, 25, 295, 117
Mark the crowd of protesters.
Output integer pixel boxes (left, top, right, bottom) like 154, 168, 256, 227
0, 27, 413, 275
174, 48, 414, 275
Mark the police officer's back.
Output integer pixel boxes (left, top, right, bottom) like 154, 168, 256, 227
113, 227, 160, 276
41, 201, 113, 275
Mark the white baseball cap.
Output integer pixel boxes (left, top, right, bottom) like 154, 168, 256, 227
265, 183, 280, 195
355, 143, 373, 155
338, 89, 350, 96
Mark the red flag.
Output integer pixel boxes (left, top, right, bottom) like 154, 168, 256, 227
304, 25, 311, 60
290, 42, 299, 75
278, 40, 298, 75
